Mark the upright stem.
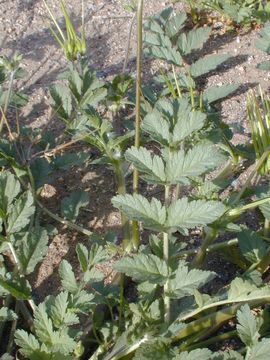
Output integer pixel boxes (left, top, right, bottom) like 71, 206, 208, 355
163, 184, 171, 324
132, 0, 143, 251
192, 227, 217, 268
0, 71, 14, 134
114, 161, 131, 250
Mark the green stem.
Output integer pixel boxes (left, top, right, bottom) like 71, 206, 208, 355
232, 145, 270, 205
174, 238, 238, 259
113, 161, 131, 250
163, 184, 171, 324
186, 330, 237, 351
192, 227, 217, 268
132, 0, 143, 251
0, 71, 14, 134
6, 301, 19, 354
25, 166, 92, 237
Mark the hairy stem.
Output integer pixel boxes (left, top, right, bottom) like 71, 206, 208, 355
192, 227, 217, 268
132, 0, 143, 251
163, 184, 171, 324
114, 161, 131, 250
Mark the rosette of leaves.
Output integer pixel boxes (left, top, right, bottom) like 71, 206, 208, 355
143, 7, 239, 108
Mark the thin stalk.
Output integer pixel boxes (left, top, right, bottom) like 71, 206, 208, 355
132, 0, 143, 251
232, 145, 270, 205
122, 12, 136, 73
26, 166, 92, 237
172, 64, 181, 98
172, 297, 270, 342
264, 176, 270, 238
174, 238, 238, 258
192, 227, 217, 268
186, 330, 237, 351
113, 161, 131, 250
0, 71, 15, 134
163, 184, 171, 324
6, 301, 19, 354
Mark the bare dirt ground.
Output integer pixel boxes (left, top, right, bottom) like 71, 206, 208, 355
1, 0, 270, 299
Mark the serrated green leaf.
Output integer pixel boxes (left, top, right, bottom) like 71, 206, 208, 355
61, 191, 89, 221
34, 303, 54, 345
114, 253, 168, 283
0, 306, 17, 321
166, 198, 226, 232
172, 110, 206, 144
50, 291, 79, 328
15, 330, 40, 357
54, 152, 90, 170
89, 243, 110, 267
125, 146, 166, 184
112, 194, 166, 232
248, 338, 270, 359
170, 264, 215, 299
59, 260, 78, 294
165, 12, 187, 38
166, 144, 225, 183
144, 43, 183, 66
133, 338, 172, 360
203, 84, 239, 104
0, 171, 20, 216
210, 350, 244, 360
174, 348, 212, 360
83, 267, 104, 283
191, 54, 230, 78
142, 110, 171, 146
0, 274, 31, 299
30, 158, 52, 189
236, 304, 260, 347
228, 277, 270, 301
178, 27, 211, 55
17, 228, 49, 275
50, 84, 72, 120
238, 230, 268, 264
7, 191, 35, 234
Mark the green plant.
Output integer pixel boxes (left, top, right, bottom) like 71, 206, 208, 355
2, 3, 270, 360
256, 21, 270, 70
43, 0, 86, 61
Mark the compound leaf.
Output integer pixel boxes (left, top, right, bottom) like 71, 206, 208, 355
114, 253, 168, 284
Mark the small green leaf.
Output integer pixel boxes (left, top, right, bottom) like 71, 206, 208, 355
178, 27, 211, 55
142, 110, 171, 146
125, 146, 166, 184
50, 84, 72, 120
15, 330, 40, 357
172, 110, 206, 144
34, 303, 54, 345
203, 84, 239, 104
50, 291, 79, 328
17, 228, 49, 275
0, 307, 17, 321
112, 194, 166, 232
7, 191, 35, 234
174, 348, 212, 360
166, 198, 226, 232
248, 338, 270, 360
83, 267, 104, 283
190, 54, 230, 78
61, 191, 89, 221
59, 260, 78, 294
0, 274, 31, 300
170, 263, 215, 299
0, 171, 20, 216
76, 243, 89, 272
238, 230, 268, 264
236, 304, 260, 347
114, 253, 168, 284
